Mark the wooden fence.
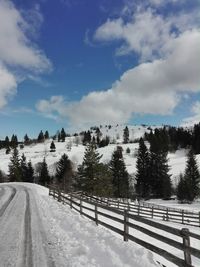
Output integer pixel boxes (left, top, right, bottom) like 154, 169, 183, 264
78, 193, 200, 227
49, 187, 200, 267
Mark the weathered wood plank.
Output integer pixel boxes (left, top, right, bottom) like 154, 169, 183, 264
97, 220, 124, 236
97, 210, 124, 224
127, 234, 193, 267
127, 221, 183, 250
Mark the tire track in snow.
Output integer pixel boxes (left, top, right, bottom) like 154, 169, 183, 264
22, 186, 56, 267
0, 185, 56, 266
0, 186, 16, 217
0, 185, 33, 267
0, 186, 5, 199
21, 189, 33, 267
28, 188, 56, 267
0, 186, 27, 266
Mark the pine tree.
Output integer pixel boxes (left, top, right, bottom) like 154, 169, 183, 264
135, 138, 150, 198
38, 130, 44, 142
93, 163, 113, 197
192, 123, 200, 154
76, 144, 102, 194
92, 136, 96, 144
123, 126, 129, 144
26, 161, 34, 183
20, 153, 28, 182
38, 158, 50, 186
58, 132, 61, 142
149, 144, 172, 199
82, 131, 92, 145
11, 134, 18, 148
177, 174, 189, 202
6, 147, 11, 154
109, 146, 129, 198
99, 136, 110, 148
50, 141, 56, 152
24, 134, 30, 145
5, 136, 10, 148
56, 154, 73, 191
95, 127, 102, 146
0, 141, 2, 150
19, 154, 34, 183
0, 170, 6, 183
44, 130, 49, 139
8, 148, 22, 182
183, 149, 200, 201
60, 128, 66, 142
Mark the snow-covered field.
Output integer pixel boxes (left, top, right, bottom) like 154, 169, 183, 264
0, 125, 199, 185
0, 183, 158, 267
50, 189, 200, 267
0, 124, 200, 267
144, 198, 200, 213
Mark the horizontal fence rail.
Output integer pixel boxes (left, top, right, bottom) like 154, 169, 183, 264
49, 187, 200, 267
77, 193, 200, 228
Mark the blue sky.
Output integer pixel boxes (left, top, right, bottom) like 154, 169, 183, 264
0, 0, 199, 139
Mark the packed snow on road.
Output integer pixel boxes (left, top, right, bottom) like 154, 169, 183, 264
0, 183, 158, 267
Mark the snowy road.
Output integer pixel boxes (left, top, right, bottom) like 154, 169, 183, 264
0, 184, 55, 267
0, 183, 158, 267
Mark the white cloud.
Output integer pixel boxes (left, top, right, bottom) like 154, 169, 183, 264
36, 29, 200, 127
0, 0, 51, 109
94, 8, 200, 61
0, 64, 17, 108
182, 101, 200, 126
0, 0, 51, 71
149, 0, 179, 6
36, 95, 68, 121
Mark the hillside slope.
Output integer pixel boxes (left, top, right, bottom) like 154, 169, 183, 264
0, 125, 199, 184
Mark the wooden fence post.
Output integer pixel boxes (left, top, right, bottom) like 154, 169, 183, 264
80, 199, 82, 215
151, 207, 154, 218
58, 188, 61, 202
182, 210, 184, 224
70, 194, 73, 209
138, 203, 140, 216
124, 210, 129, 241
181, 228, 192, 266
166, 208, 169, 221
95, 204, 98, 225
199, 212, 200, 227
53, 187, 56, 199
62, 191, 65, 204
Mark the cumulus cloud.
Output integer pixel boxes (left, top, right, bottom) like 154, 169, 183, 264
94, 8, 200, 61
149, 0, 179, 6
0, 64, 17, 108
0, 0, 51, 109
36, 29, 200, 127
0, 0, 51, 71
181, 101, 200, 126
36, 96, 68, 121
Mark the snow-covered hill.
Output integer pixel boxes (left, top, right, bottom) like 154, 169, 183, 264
0, 124, 200, 184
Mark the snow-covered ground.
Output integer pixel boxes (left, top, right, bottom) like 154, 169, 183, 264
51, 190, 200, 267
144, 198, 200, 213
0, 125, 199, 266
0, 124, 199, 185
0, 183, 158, 267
